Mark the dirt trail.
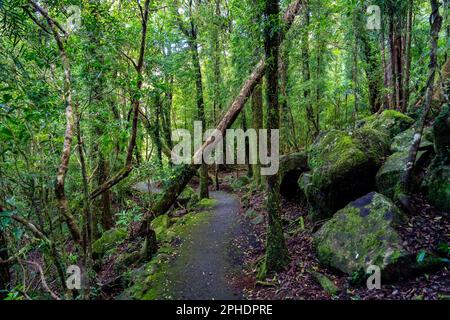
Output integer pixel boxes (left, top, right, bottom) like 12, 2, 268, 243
160, 190, 245, 300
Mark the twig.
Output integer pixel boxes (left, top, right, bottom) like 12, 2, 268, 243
20, 260, 61, 300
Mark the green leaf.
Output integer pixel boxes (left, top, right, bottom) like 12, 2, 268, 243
416, 250, 426, 263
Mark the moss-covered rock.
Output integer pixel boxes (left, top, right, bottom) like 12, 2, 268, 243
300, 128, 389, 221
310, 271, 339, 295
196, 198, 218, 209
376, 150, 428, 199
423, 164, 450, 212
314, 192, 408, 280
362, 110, 414, 138
391, 127, 434, 153
92, 228, 127, 255
150, 214, 170, 242
176, 186, 199, 209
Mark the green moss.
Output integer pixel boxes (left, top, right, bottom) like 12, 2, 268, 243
311, 271, 339, 295
314, 192, 407, 276
92, 228, 127, 255
362, 110, 414, 137
303, 128, 389, 220
391, 127, 433, 153
150, 214, 170, 242
196, 198, 218, 209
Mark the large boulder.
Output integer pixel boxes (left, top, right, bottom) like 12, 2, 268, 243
390, 127, 434, 153
299, 128, 389, 221
279, 152, 308, 200
361, 110, 414, 138
376, 150, 430, 199
314, 192, 408, 280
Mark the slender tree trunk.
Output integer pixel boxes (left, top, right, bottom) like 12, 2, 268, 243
402, 0, 414, 112
213, 0, 222, 189
74, 114, 92, 299
251, 83, 263, 186
29, 0, 82, 244
180, 0, 210, 199
398, 0, 443, 210
356, 4, 383, 114
381, 28, 390, 109
389, 12, 398, 109
301, 4, 317, 142
263, 0, 289, 274
154, 95, 163, 166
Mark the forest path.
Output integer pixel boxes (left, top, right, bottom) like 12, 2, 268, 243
159, 190, 245, 300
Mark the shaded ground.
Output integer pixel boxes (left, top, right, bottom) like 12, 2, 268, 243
157, 191, 246, 300
230, 179, 450, 300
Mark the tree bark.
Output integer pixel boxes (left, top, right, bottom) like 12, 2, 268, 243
263, 0, 290, 274
29, 0, 82, 244
356, 4, 383, 114
397, 0, 443, 210
251, 82, 263, 186
402, 0, 414, 112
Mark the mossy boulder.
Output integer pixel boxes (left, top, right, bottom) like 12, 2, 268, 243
150, 214, 170, 241
310, 271, 339, 295
376, 150, 428, 199
362, 110, 414, 138
196, 198, 218, 209
177, 186, 199, 209
391, 127, 434, 153
300, 128, 390, 221
92, 228, 127, 255
423, 164, 450, 212
314, 192, 408, 280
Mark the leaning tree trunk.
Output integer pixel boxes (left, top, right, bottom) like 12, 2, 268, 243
137, 0, 304, 235
397, 0, 443, 210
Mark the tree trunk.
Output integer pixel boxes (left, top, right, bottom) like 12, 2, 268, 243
183, 1, 209, 199
356, 4, 383, 114
397, 0, 443, 210
402, 0, 414, 112
263, 0, 290, 274
251, 82, 263, 186
301, 4, 317, 140
29, 0, 82, 244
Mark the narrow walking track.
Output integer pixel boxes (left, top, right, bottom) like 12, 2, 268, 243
159, 191, 244, 300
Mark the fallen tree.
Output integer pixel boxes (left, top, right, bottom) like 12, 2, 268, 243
137, 0, 305, 234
